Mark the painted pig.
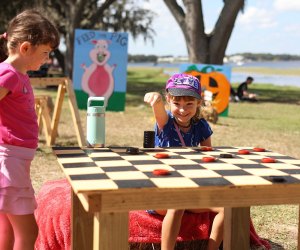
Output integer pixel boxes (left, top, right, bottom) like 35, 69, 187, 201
81, 39, 116, 104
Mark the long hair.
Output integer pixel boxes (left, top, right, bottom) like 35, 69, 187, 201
0, 9, 59, 62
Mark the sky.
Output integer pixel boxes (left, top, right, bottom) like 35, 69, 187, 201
127, 0, 300, 56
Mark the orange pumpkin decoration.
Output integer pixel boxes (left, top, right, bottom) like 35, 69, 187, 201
185, 70, 230, 114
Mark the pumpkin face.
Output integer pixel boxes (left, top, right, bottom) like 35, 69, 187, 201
185, 70, 230, 114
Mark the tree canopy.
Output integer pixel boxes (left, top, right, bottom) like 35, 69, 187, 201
0, 0, 156, 77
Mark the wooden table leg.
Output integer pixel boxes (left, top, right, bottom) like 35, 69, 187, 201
223, 207, 250, 250
298, 205, 300, 250
93, 212, 128, 250
72, 191, 93, 250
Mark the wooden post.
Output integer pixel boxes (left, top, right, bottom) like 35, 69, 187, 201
31, 77, 84, 146
224, 207, 250, 250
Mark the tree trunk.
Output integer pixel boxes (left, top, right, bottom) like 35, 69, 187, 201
164, 0, 245, 65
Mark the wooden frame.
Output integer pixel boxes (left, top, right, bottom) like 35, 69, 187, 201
31, 77, 85, 146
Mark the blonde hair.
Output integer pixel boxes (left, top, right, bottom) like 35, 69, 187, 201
0, 9, 59, 62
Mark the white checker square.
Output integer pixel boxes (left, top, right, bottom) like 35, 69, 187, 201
177, 169, 221, 178
95, 160, 132, 167
151, 177, 199, 188
236, 154, 264, 160
88, 151, 120, 157
262, 163, 300, 169
71, 179, 118, 193
219, 158, 258, 164
121, 155, 156, 161
64, 167, 104, 175
106, 171, 149, 180
134, 164, 174, 172
167, 148, 195, 153
244, 168, 288, 176
59, 157, 93, 164
279, 159, 300, 165
292, 174, 300, 180
159, 158, 199, 165
201, 163, 242, 170
225, 176, 271, 185
254, 152, 286, 157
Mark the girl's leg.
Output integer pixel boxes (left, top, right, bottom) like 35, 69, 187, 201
207, 207, 224, 250
0, 213, 14, 250
7, 213, 38, 250
158, 209, 185, 250
187, 208, 224, 250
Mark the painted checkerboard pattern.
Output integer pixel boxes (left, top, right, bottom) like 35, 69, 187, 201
52, 146, 300, 193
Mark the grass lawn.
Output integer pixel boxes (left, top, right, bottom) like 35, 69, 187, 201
32, 66, 300, 249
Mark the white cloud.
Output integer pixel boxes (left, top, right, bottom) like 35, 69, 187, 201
274, 0, 300, 11
238, 7, 277, 29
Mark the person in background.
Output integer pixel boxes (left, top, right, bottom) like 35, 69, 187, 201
0, 9, 59, 250
237, 76, 258, 102
144, 73, 224, 250
230, 85, 240, 102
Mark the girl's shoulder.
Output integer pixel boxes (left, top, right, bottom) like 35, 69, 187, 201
0, 63, 22, 90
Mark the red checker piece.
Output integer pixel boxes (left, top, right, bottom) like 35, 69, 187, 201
202, 156, 216, 163
153, 169, 170, 176
200, 146, 213, 151
238, 149, 250, 155
261, 157, 276, 163
154, 153, 170, 159
253, 147, 266, 152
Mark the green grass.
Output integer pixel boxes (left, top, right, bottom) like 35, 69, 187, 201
32, 66, 300, 249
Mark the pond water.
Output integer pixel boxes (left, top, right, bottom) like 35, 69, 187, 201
128, 61, 300, 88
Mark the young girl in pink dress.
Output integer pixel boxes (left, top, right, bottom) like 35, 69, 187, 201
0, 9, 59, 250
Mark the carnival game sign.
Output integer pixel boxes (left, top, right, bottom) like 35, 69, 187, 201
73, 29, 128, 111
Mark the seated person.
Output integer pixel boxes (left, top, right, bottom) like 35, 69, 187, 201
230, 85, 240, 102
237, 76, 258, 102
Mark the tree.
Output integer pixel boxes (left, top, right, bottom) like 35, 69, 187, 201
163, 0, 245, 64
0, 0, 156, 77
36, 0, 156, 77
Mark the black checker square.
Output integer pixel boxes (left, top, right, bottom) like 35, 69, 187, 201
264, 175, 300, 184
129, 160, 167, 165
56, 153, 87, 158
170, 164, 205, 170
100, 166, 139, 172
191, 177, 233, 186
84, 148, 112, 153
62, 162, 98, 169
91, 156, 123, 162
234, 164, 269, 169
214, 169, 252, 176
280, 169, 300, 175
70, 173, 108, 180
114, 179, 156, 188
53, 146, 81, 151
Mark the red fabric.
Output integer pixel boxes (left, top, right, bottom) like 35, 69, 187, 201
34, 179, 71, 250
35, 179, 271, 249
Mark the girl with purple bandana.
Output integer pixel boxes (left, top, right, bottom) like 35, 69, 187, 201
144, 73, 223, 250
0, 10, 59, 250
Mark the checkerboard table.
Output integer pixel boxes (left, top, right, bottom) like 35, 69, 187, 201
53, 146, 300, 250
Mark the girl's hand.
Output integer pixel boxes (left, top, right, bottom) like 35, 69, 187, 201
144, 92, 162, 107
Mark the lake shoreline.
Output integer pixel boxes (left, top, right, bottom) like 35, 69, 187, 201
128, 61, 300, 88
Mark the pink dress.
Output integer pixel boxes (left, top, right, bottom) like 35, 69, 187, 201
0, 63, 38, 215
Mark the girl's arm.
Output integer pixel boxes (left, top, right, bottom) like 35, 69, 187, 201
0, 87, 9, 101
144, 92, 168, 131
200, 136, 212, 147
